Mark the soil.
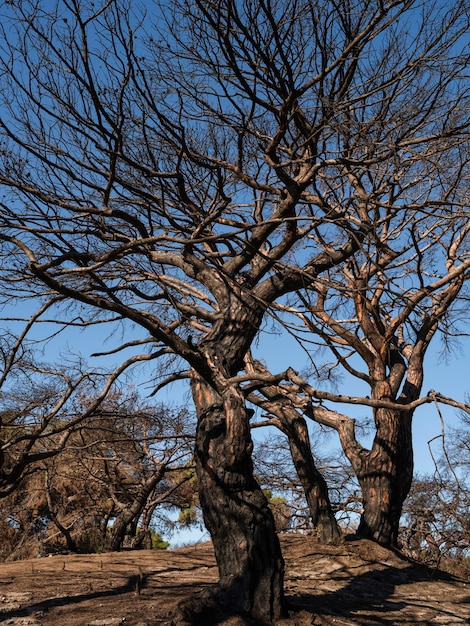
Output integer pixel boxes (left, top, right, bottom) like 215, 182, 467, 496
0, 534, 468, 625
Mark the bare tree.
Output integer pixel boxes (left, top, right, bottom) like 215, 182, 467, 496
245, 221, 469, 549
279, 194, 469, 547
0, 396, 195, 559
400, 474, 470, 577
101, 402, 195, 551
400, 412, 470, 576
0, 0, 468, 618
252, 205, 470, 548
0, 319, 129, 496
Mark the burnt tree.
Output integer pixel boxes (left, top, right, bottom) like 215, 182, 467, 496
0, 0, 468, 616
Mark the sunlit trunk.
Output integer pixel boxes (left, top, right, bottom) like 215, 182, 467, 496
356, 407, 413, 547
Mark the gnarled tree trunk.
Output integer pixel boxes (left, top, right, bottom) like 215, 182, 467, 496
183, 372, 286, 622
356, 406, 413, 547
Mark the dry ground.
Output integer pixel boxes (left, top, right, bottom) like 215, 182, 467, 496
0, 534, 469, 625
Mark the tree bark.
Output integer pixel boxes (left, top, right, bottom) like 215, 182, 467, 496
181, 372, 286, 623
355, 407, 413, 547
303, 391, 414, 549
285, 415, 340, 543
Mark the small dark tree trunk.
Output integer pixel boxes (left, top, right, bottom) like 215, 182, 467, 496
44, 473, 78, 553
108, 470, 164, 551
286, 415, 340, 543
130, 505, 154, 549
244, 357, 339, 543
50, 516, 78, 553
356, 407, 413, 547
108, 507, 138, 552
181, 372, 286, 622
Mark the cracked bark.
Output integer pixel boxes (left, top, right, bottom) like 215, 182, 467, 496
177, 372, 286, 623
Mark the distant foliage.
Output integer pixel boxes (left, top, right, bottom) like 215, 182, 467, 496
0, 393, 195, 560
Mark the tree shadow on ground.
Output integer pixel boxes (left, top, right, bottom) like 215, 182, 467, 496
287, 560, 465, 625
0, 573, 150, 621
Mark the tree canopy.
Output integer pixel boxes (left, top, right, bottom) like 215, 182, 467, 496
0, 0, 468, 621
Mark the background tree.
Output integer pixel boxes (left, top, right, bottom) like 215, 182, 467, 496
282, 199, 469, 547
0, 394, 195, 560
0, 321, 126, 497
101, 398, 196, 551
399, 408, 470, 577
0, 0, 468, 619
253, 430, 360, 535
399, 473, 470, 578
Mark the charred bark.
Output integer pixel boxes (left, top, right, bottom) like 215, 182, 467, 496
176, 373, 286, 623
355, 407, 413, 547
285, 415, 340, 543
302, 386, 415, 549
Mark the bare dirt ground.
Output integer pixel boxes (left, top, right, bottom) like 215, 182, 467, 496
0, 534, 469, 625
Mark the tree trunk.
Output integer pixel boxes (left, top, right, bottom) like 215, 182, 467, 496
44, 473, 78, 553
244, 356, 339, 543
108, 470, 164, 551
286, 414, 340, 543
130, 504, 154, 549
356, 407, 413, 547
180, 372, 286, 623
108, 507, 138, 552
